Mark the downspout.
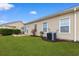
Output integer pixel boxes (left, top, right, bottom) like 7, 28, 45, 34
74, 7, 77, 42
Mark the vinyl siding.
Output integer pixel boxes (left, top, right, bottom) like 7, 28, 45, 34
25, 12, 75, 41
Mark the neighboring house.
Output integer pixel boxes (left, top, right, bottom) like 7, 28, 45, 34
0, 25, 16, 29
0, 21, 24, 32
24, 6, 79, 42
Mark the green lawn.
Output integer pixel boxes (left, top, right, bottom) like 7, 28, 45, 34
0, 36, 79, 56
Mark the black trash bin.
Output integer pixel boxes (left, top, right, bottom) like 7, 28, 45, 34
47, 32, 57, 41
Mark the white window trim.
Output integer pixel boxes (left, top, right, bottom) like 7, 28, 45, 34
59, 17, 71, 34
42, 22, 48, 33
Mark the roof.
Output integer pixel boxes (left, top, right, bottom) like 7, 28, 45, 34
0, 21, 24, 26
25, 6, 79, 25
0, 25, 16, 27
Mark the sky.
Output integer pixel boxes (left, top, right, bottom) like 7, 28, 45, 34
0, 3, 79, 24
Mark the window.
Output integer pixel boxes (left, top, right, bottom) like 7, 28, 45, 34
25, 26, 29, 33
21, 27, 24, 30
34, 24, 37, 31
43, 22, 48, 32
59, 18, 70, 33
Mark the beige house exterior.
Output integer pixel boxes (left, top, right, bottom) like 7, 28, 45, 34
25, 6, 79, 42
0, 25, 15, 29
0, 21, 24, 32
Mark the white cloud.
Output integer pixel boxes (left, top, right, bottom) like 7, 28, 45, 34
0, 20, 6, 24
0, 3, 14, 10
29, 11, 37, 15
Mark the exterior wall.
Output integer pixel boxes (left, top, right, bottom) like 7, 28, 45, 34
6, 22, 24, 30
0, 26, 14, 29
57, 13, 74, 40
0, 22, 24, 33
1, 22, 24, 32
25, 12, 75, 41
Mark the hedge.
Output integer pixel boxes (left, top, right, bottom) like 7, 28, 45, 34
13, 29, 21, 34
0, 29, 21, 36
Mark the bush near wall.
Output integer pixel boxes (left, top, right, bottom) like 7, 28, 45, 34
13, 29, 21, 34
0, 29, 21, 36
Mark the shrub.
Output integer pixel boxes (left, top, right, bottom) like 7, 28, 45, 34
31, 29, 36, 36
0, 29, 13, 36
13, 29, 21, 34
0, 29, 21, 36
40, 31, 44, 37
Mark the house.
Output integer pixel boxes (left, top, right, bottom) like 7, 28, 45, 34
0, 21, 24, 32
0, 25, 16, 29
24, 6, 79, 42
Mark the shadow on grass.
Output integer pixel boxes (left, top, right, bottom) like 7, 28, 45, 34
41, 37, 79, 43
29, 35, 79, 44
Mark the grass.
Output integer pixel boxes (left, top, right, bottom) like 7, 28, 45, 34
0, 36, 79, 56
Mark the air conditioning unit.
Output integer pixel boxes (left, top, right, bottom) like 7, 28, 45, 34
47, 32, 57, 41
